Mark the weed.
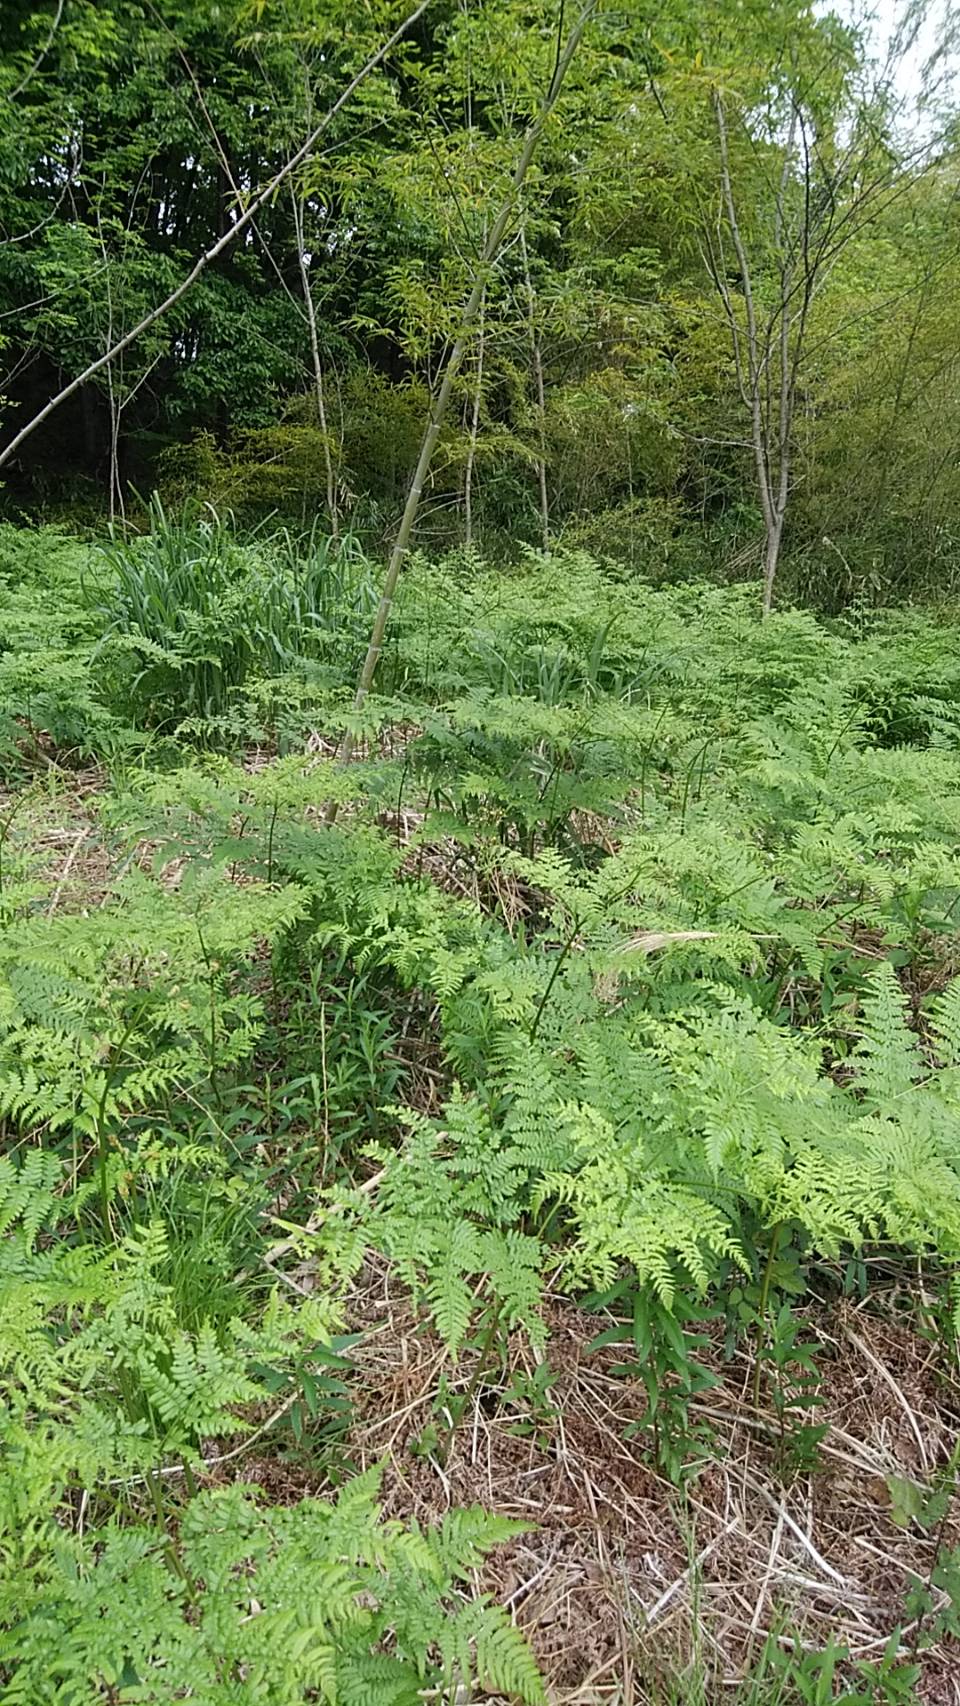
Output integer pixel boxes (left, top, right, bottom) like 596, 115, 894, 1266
586, 1281, 719, 1483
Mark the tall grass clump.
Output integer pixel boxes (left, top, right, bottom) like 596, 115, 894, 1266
96, 496, 378, 729
272, 517, 381, 672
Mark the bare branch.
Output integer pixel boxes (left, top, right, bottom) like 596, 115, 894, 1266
7, 0, 65, 103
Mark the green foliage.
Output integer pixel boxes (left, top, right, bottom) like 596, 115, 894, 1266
0, 525, 119, 769
3, 0, 959, 1685
0, 1141, 542, 1703
642, 1628, 921, 1705
586, 1281, 719, 1483
3, 0, 960, 603
757, 1635, 920, 1706
0, 862, 306, 1143
96, 497, 379, 729
2, 537, 960, 1697
5, 1468, 542, 1706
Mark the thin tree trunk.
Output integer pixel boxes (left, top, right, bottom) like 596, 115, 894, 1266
463, 280, 486, 548
763, 291, 792, 617
0, 0, 432, 472
762, 519, 783, 616
108, 387, 124, 523
764, 107, 799, 617
97, 212, 126, 525
291, 189, 338, 539
714, 91, 778, 608
103, 269, 120, 524
323, 0, 596, 822
519, 221, 549, 551
709, 98, 777, 586
758, 251, 793, 617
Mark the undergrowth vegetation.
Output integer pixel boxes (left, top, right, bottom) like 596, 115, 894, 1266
2, 513, 960, 1701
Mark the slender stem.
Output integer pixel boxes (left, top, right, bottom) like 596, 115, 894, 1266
529, 916, 581, 1041
319, 998, 330, 1177
442, 1297, 505, 1459
266, 799, 279, 886
146, 1467, 195, 1594
395, 749, 411, 849
752, 1222, 782, 1410
95, 996, 147, 1240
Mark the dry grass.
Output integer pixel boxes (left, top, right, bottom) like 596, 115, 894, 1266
316, 1265, 960, 1704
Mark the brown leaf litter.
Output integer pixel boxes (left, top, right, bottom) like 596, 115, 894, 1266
207, 1263, 960, 1703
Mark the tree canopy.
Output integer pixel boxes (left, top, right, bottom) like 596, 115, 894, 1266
2, 0, 960, 603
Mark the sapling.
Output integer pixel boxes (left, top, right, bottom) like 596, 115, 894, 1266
324, 0, 598, 821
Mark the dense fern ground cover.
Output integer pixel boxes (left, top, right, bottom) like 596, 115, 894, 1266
3, 515, 960, 1701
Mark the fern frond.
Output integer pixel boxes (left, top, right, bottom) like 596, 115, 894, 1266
467, 1601, 547, 1705
853, 962, 922, 1109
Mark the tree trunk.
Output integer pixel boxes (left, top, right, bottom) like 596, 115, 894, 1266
102, 252, 123, 523
713, 89, 783, 617
762, 518, 783, 617
463, 280, 486, 548
108, 390, 124, 523
291, 189, 339, 539
519, 222, 549, 551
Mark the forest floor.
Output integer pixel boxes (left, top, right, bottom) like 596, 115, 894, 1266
211, 1276, 960, 1702
6, 526, 960, 1704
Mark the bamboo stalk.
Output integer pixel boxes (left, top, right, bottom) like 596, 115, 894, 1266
323, 0, 597, 822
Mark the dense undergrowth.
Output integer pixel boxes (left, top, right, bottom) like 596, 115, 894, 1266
2, 511, 960, 1702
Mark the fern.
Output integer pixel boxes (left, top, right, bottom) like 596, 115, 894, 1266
469, 1601, 548, 1704
369, 1116, 545, 1355
8, 546, 960, 1702
0, 1150, 62, 1241
426, 1221, 480, 1354
852, 962, 924, 1108
2, 1477, 542, 1706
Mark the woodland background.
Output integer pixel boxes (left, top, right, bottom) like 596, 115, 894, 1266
4, 0, 960, 608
